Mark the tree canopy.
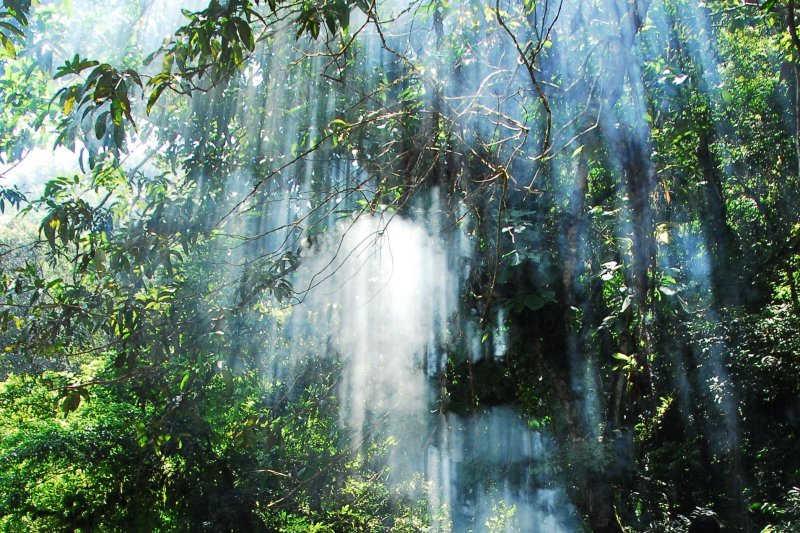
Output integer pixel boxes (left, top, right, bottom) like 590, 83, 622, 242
1, 0, 800, 531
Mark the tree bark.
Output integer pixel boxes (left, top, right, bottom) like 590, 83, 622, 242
697, 126, 738, 306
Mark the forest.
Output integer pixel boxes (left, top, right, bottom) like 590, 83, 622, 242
1, 0, 799, 531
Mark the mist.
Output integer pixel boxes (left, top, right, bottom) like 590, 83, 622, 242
2, 0, 793, 531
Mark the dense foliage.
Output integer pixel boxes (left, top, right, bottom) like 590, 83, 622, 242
2, 0, 800, 531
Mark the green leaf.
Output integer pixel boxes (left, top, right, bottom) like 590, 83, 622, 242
54, 57, 99, 79
94, 72, 114, 102
179, 371, 190, 391
146, 82, 168, 114
125, 68, 143, 88
62, 94, 77, 115
113, 124, 125, 149
111, 99, 124, 126
0, 21, 24, 37
42, 215, 57, 249
60, 390, 81, 415
0, 32, 16, 59
325, 12, 337, 34
94, 116, 107, 139
234, 17, 254, 51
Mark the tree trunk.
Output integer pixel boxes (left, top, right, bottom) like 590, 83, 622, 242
586, 476, 626, 533
697, 126, 738, 306
549, 367, 625, 533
